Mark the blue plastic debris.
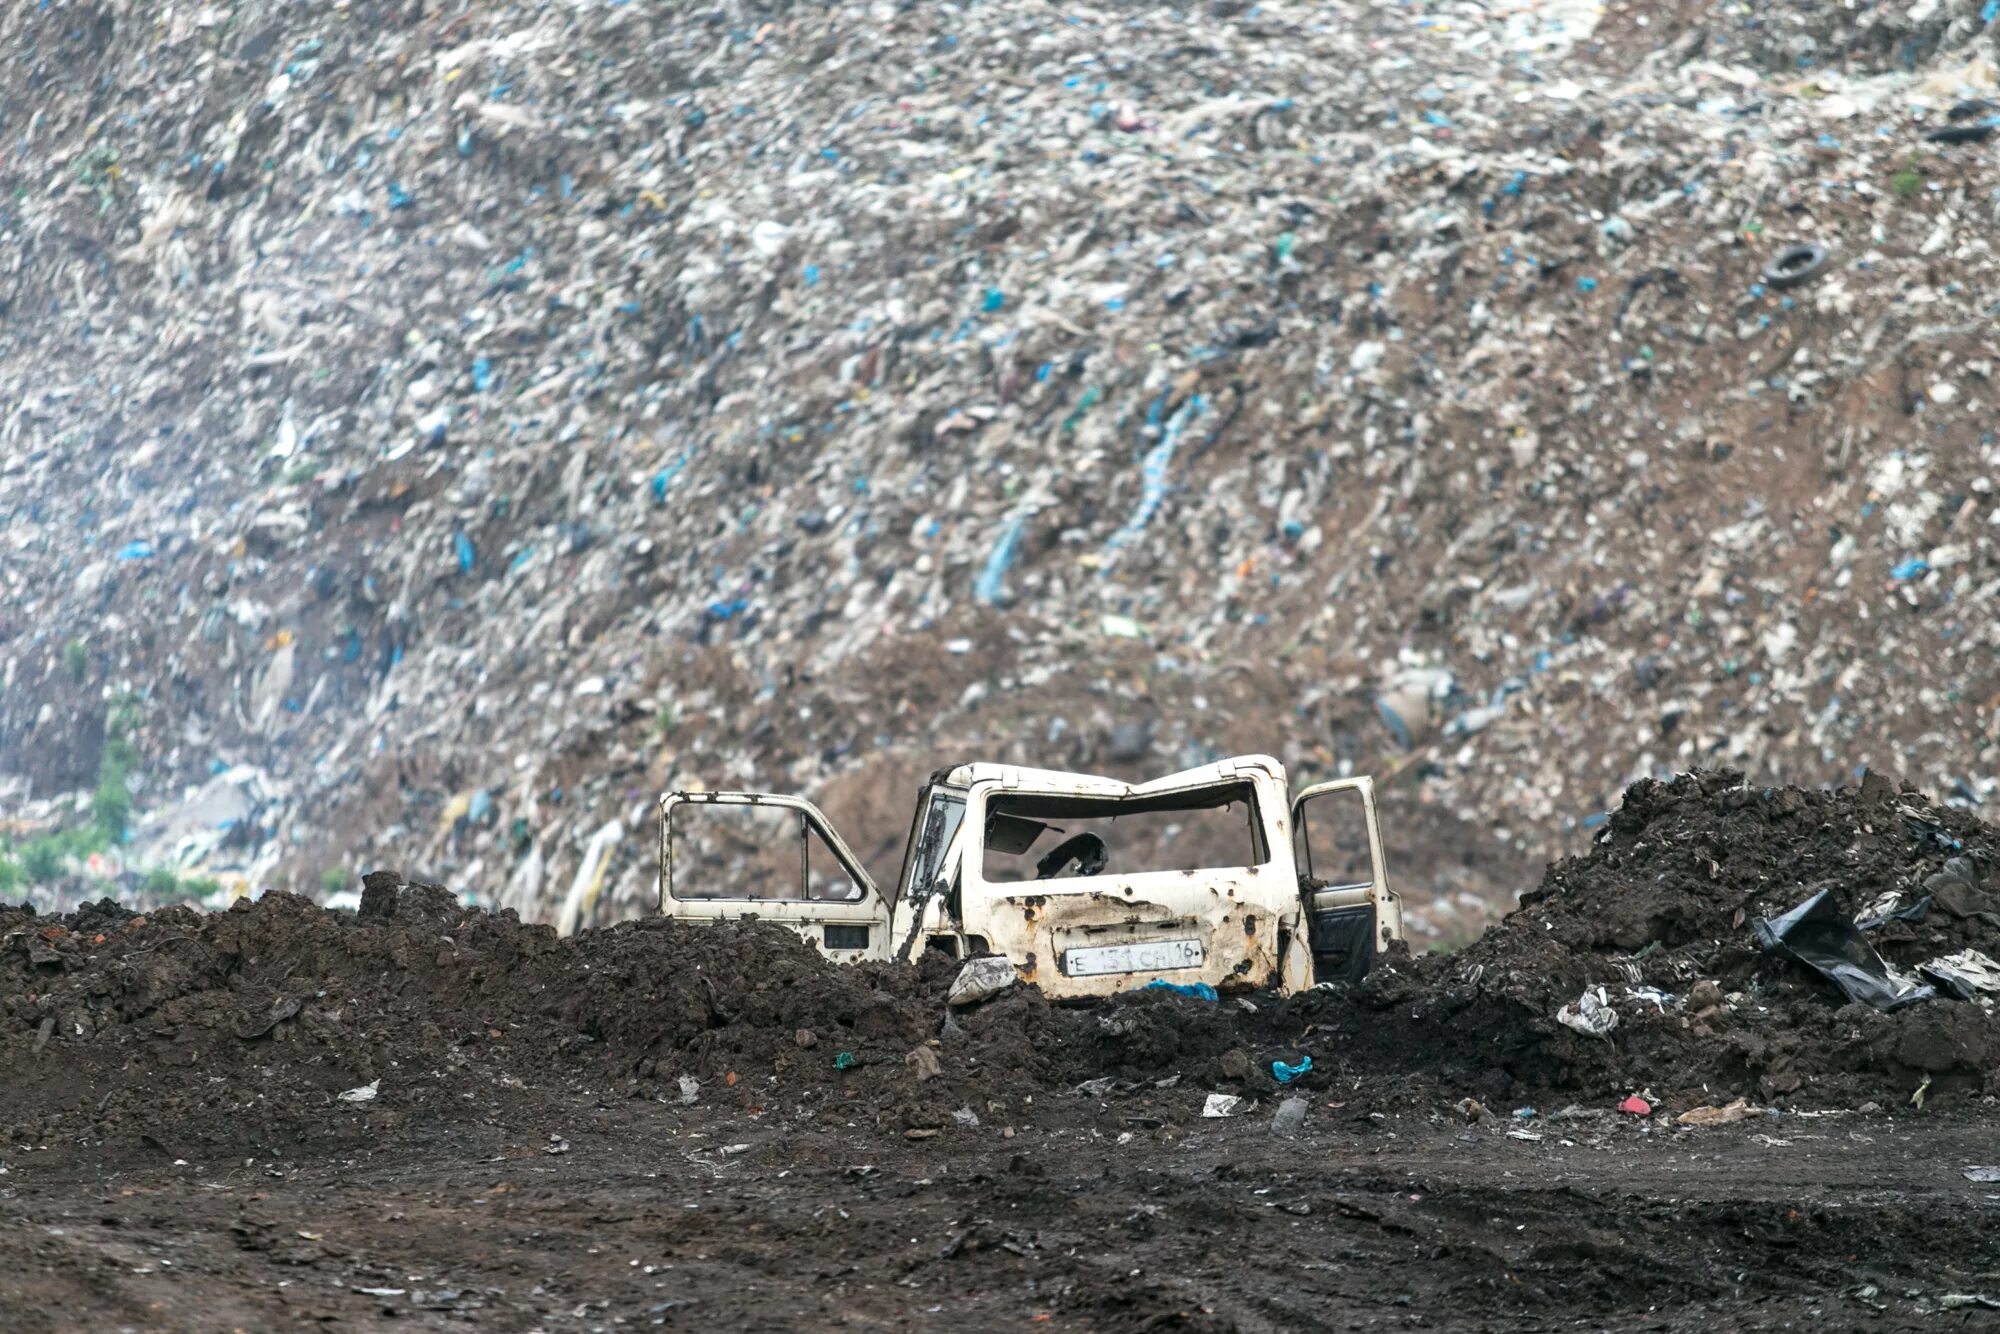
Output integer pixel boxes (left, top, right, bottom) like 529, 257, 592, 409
1107, 394, 1204, 555
116, 539, 154, 561
1375, 696, 1412, 749
1890, 556, 1929, 581
803, 264, 821, 286
1272, 1056, 1312, 1083
1513, 1106, 1536, 1120
471, 357, 493, 393
453, 531, 476, 573
387, 181, 413, 210
981, 287, 1006, 312
651, 451, 693, 502
974, 514, 1025, 606
1142, 980, 1218, 1001
706, 598, 747, 621
1576, 276, 1598, 292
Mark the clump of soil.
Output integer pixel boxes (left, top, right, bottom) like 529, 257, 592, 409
1319, 770, 2000, 1108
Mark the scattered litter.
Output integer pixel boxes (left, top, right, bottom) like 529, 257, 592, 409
947, 957, 1019, 1008
1556, 988, 1619, 1038
1917, 950, 2000, 1001
1677, 1099, 1761, 1127
905, 1046, 943, 1082
337, 1080, 380, 1104
1963, 1166, 2000, 1184
1270, 1096, 1309, 1138
1617, 1095, 1652, 1118
677, 1076, 699, 1106
1142, 980, 1218, 1002
1271, 1056, 1312, 1084
1203, 1094, 1245, 1119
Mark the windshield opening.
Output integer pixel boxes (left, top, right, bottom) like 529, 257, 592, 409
979, 781, 1267, 885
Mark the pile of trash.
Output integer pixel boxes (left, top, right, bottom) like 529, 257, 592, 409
4, 1, 2000, 942
1335, 770, 2000, 1106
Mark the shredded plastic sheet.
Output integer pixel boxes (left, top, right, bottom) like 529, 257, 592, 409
1753, 890, 1935, 1011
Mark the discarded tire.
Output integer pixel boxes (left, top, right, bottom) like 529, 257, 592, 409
1762, 243, 1829, 290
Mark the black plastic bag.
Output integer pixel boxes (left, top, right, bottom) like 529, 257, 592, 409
1752, 890, 1934, 1011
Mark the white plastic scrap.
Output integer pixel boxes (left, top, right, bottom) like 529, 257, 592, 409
1919, 950, 2000, 998
947, 955, 1019, 1008
1202, 1093, 1245, 1118
337, 1079, 380, 1104
1556, 987, 1619, 1038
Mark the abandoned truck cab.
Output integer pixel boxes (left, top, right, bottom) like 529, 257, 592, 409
656, 755, 1403, 999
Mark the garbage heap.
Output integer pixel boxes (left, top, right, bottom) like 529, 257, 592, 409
2, 1, 2000, 936
1340, 769, 2000, 1105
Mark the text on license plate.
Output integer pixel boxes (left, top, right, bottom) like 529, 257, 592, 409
1063, 939, 1205, 977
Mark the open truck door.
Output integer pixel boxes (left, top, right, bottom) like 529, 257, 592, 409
657, 792, 890, 962
1291, 776, 1404, 983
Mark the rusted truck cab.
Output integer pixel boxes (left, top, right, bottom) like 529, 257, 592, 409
657, 755, 1402, 998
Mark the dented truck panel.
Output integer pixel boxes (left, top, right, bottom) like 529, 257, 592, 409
655, 753, 1400, 996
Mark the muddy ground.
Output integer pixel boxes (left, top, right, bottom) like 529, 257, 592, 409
4, 771, 2000, 1329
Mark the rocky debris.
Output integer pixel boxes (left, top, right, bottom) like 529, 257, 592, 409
4, 2, 2000, 943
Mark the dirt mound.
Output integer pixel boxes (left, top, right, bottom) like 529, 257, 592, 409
0, 880, 1306, 1157
1322, 770, 2000, 1109
10, 770, 1997, 1158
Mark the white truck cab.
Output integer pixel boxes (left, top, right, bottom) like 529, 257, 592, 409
656, 754, 1402, 999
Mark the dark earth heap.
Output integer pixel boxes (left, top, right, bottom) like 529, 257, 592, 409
5, 771, 1997, 1162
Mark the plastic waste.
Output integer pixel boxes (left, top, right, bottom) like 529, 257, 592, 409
1142, 979, 1218, 1002
1917, 950, 2000, 1001
1271, 1056, 1312, 1084
1556, 987, 1619, 1037
1752, 890, 1936, 1011
947, 956, 1019, 1007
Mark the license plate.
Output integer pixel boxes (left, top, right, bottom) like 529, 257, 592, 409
1063, 939, 1205, 977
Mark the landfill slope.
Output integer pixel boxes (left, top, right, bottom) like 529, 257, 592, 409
3, 1, 2000, 937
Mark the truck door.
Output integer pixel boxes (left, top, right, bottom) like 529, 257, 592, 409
656, 792, 889, 962
1291, 777, 1404, 983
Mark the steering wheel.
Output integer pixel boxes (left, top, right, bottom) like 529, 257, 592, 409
1036, 832, 1109, 880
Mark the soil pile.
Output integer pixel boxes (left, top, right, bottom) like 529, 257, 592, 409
8, 769, 1999, 1157
1334, 770, 2000, 1107
0, 879, 1289, 1156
